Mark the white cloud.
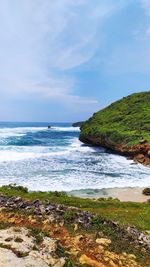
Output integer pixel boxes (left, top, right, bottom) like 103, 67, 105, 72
0, 0, 126, 110
140, 0, 150, 15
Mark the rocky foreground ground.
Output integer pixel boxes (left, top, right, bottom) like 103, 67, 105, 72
0, 194, 150, 266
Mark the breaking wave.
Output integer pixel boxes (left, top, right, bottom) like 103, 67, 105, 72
0, 122, 149, 192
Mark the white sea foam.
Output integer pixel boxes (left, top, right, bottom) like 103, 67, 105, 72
0, 138, 99, 163
1, 168, 150, 192
0, 146, 67, 162
52, 126, 80, 132
0, 127, 46, 138
0, 128, 149, 192
68, 138, 105, 153
0, 151, 37, 162
0, 126, 79, 139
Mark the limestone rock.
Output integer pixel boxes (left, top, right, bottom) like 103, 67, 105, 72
0, 227, 65, 267
79, 254, 105, 267
96, 238, 111, 246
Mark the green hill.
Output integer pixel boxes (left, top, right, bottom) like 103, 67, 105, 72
80, 92, 150, 164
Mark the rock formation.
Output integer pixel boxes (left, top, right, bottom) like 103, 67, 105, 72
0, 194, 149, 266
80, 92, 150, 165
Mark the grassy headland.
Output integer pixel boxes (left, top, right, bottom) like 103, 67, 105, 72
80, 92, 150, 165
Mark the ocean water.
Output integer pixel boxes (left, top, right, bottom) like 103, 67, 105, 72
0, 122, 149, 193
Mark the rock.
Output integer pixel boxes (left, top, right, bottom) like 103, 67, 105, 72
135, 154, 145, 160
45, 204, 56, 213
127, 226, 150, 249
80, 92, 150, 166
18, 202, 30, 209
79, 254, 105, 267
0, 248, 49, 267
139, 139, 147, 144
143, 157, 150, 165
0, 227, 65, 267
74, 224, 78, 231
143, 188, 150, 196
96, 238, 111, 246
74, 235, 84, 243
1, 194, 150, 254
32, 199, 42, 206
0, 195, 7, 204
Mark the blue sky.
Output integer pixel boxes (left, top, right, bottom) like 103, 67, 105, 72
0, 0, 150, 122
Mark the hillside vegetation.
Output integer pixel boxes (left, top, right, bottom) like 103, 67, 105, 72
80, 92, 150, 147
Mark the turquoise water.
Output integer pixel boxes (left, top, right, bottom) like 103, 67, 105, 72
0, 122, 149, 192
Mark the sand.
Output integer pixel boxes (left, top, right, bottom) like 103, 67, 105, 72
69, 187, 150, 202
103, 187, 150, 202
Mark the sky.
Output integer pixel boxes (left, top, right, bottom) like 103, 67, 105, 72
0, 0, 150, 122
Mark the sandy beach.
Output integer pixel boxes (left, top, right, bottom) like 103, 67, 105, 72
69, 187, 150, 202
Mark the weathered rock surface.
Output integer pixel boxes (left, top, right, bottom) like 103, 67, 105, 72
0, 248, 49, 267
0, 195, 149, 266
0, 195, 150, 251
143, 188, 150, 196
0, 227, 65, 267
0, 195, 95, 228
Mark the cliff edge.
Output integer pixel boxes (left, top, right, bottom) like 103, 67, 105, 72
80, 92, 150, 165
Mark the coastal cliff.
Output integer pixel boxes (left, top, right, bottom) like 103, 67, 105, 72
80, 92, 150, 165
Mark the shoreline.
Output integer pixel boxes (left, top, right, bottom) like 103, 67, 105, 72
68, 187, 150, 202
0, 183, 150, 202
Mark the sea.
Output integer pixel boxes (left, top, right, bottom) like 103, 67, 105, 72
0, 122, 149, 195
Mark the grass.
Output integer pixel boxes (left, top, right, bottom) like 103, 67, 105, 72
0, 185, 150, 232
56, 245, 84, 267
80, 92, 150, 147
89, 215, 148, 265
0, 185, 150, 266
64, 210, 77, 223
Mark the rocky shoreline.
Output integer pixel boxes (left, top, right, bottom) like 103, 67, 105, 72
79, 135, 150, 166
79, 92, 150, 166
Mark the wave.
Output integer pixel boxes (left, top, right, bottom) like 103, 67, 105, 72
0, 138, 94, 162
52, 126, 80, 132
0, 126, 80, 140
68, 138, 105, 153
0, 125, 149, 192
0, 127, 46, 138
1, 167, 149, 192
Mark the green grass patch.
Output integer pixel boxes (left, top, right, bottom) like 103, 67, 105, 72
89, 215, 147, 265
0, 185, 150, 232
